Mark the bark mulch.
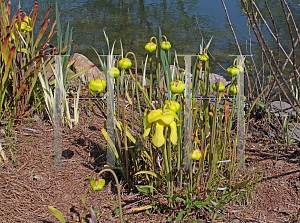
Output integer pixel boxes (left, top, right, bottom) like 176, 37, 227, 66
0, 104, 300, 222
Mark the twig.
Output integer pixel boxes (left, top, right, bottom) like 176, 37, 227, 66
282, 38, 299, 72
247, 18, 262, 97
283, 0, 300, 74
283, 0, 300, 44
269, 75, 296, 103
279, 0, 300, 96
252, 1, 300, 78
195, 15, 226, 71
242, 0, 300, 117
263, 0, 280, 102
221, 0, 253, 98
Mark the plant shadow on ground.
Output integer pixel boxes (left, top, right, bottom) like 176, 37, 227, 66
0, 100, 299, 222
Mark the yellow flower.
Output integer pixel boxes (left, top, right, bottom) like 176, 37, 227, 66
10, 33, 15, 41
15, 19, 32, 32
24, 16, 31, 24
25, 26, 33, 32
143, 108, 180, 147
21, 22, 27, 31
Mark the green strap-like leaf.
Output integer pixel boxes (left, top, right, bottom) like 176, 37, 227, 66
134, 170, 158, 178
138, 185, 158, 193
171, 186, 187, 204
175, 211, 187, 222
91, 46, 107, 74
204, 36, 213, 50
231, 179, 250, 192
130, 205, 153, 211
66, 64, 95, 82
100, 127, 119, 159
194, 201, 211, 209
2, 47, 15, 89
47, 206, 66, 223
115, 120, 136, 144
33, 8, 50, 51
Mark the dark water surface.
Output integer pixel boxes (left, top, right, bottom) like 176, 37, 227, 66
14, 0, 300, 76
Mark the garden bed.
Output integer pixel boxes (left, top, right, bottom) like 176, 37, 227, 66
0, 102, 299, 223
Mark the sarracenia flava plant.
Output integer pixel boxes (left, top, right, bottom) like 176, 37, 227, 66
89, 29, 250, 220
47, 168, 123, 223
135, 33, 250, 218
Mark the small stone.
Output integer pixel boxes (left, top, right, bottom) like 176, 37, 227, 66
274, 160, 285, 168
33, 114, 41, 122
232, 218, 241, 223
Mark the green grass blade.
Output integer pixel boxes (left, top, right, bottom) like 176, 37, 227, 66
91, 46, 107, 74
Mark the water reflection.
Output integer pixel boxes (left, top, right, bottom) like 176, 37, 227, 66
13, 0, 300, 75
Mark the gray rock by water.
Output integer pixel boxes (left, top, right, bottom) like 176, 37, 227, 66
208, 72, 229, 95
268, 101, 300, 143
208, 72, 229, 87
44, 63, 75, 83
72, 53, 106, 84
157, 66, 229, 95
269, 101, 293, 117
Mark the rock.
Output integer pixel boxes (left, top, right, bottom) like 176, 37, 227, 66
156, 66, 229, 96
267, 101, 300, 143
287, 122, 300, 144
72, 53, 106, 84
33, 114, 41, 122
135, 75, 151, 88
208, 72, 229, 87
44, 62, 76, 84
269, 101, 293, 117
274, 160, 285, 168
208, 72, 229, 96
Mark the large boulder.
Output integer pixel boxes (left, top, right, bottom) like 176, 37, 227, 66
208, 72, 229, 95
208, 72, 229, 87
44, 53, 106, 85
72, 53, 106, 84
44, 63, 75, 83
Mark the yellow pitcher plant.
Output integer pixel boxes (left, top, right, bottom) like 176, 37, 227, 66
143, 108, 181, 147
15, 16, 33, 32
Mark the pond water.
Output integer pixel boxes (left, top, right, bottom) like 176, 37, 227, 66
13, 0, 300, 76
